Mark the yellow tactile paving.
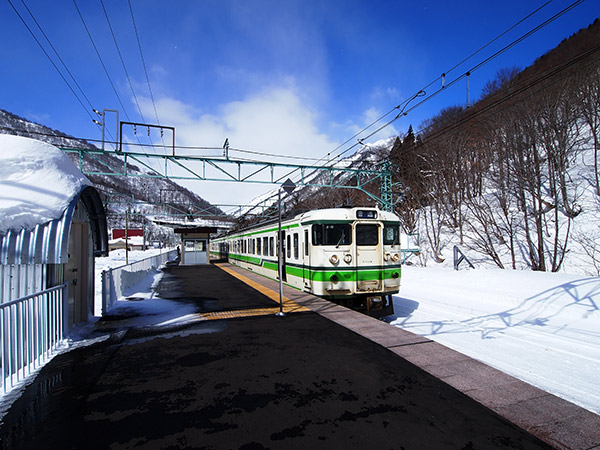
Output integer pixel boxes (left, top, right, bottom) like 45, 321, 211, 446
201, 263, 309, 321
197, 304, 305, 321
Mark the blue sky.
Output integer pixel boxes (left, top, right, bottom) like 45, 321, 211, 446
1, 0, 598, 205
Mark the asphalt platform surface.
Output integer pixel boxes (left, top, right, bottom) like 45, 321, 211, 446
0, 264, 555, 450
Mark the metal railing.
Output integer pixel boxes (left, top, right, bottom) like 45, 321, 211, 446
101, 249, 178, 313
1, 283, 67, 394
401, 232, 421, 264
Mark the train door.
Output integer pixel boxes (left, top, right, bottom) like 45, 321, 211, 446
280, 230, 287, 281
302, 229, 311, 290
355, 223, 382, 292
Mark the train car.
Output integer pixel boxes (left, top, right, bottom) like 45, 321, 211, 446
210, 207, 401, 317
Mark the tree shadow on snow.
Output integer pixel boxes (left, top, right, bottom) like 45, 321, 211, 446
392, 277, 600, 340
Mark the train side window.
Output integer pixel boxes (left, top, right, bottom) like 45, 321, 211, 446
312, 224, 323, 245
257, 237, 262, 255
383, 225, 400, 245
269, 236, 274, 256
293, 233, 299, 259
263, 238, 268, 256
286, 234, 291, 258
304, 230, 309, 256
356, 224, 379, 246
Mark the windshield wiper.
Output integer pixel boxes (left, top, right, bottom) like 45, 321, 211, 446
336, 232, 345, 248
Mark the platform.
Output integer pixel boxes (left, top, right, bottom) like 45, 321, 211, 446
0, 263, 598, 449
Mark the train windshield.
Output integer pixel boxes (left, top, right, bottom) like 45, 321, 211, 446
383, 224, 400, 245
356, 224, 379, 246
312, 223, 352, 246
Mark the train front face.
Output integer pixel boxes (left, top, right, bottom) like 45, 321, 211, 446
311, 208, 401, 318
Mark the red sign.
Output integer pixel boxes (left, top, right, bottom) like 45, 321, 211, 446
112, 229, 143, 239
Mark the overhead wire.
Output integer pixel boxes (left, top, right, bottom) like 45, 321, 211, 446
412, 47, 600, 149
325, 0, 584, 168
127, 0, 168, 179
72, 0, 131, 121
244, 0, 585, 211
7, 0, 96, 123
81, 0, 162, 176
18, 0, 96, 112
127, 0, 162, 133
99, 0, 147, 125
98, 0, 159, 163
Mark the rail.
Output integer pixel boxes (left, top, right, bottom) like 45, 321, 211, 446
101, 249, 178, 313
0, 283, 67, 394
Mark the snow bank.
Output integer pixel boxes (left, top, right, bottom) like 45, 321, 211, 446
0, 135, 91, 233
390, 266, 600, 414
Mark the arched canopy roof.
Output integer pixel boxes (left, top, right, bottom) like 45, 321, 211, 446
0, 135, 108, 264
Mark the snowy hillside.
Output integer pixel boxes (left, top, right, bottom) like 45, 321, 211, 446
403, 142, 600, 276
0, 109, 224, 232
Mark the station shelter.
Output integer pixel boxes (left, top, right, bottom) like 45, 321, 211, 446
174, 227, 217, 265
0, 135, 108, 329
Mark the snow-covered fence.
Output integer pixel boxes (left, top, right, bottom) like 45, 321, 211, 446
101, 249, 178, 313
0, 283, 67, 394
401, 233, 421, 264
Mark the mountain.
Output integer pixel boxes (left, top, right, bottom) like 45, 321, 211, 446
0, 109, 226, 234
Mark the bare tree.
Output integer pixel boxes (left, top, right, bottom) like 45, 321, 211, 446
574, 61, 600, 196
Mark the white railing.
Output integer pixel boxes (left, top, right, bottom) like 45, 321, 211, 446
101, 249, 178, 313
0, 283, 67, 394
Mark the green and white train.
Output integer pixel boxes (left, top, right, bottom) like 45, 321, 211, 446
210, 207, 402, 317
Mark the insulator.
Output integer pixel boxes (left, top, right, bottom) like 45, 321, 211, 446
133, 125, 137, 135
147, 126, 151, 136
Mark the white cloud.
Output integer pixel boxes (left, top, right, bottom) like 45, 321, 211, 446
138, 86, 341, 206
361, 107, 399, 141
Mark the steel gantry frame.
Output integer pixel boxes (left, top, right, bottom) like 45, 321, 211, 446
60, 146, 396, 211
102, 194, 275, 221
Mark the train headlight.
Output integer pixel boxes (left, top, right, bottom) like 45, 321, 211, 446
343, 254, 352, 264
384, 253, 391, 261
329, 254, 339, 265
392, 253, 400, 262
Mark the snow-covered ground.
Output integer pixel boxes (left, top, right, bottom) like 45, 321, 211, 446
92, 247, 191, 321
388, 266, 600, 415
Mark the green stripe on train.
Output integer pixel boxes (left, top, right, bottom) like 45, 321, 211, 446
214, 223, 300, 241
228, 253, 401, 282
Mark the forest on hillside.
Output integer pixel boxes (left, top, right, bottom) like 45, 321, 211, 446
280, 19, 600, 274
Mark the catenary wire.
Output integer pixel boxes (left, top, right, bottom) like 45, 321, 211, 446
7, 0, 96, 123
18, 0, 96, 112
244, 0, 587, 209
128, 0, 162, 131
72, 0, 131, 121
315, 0, 586, 171
98, 0, 164, 179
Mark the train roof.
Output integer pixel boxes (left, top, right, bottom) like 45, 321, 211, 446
295, 207, 400, 223
214, 207, 400, 240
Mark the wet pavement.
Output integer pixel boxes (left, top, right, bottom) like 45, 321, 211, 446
0, 264, 555, 449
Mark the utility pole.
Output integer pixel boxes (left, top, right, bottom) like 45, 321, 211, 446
93, 109, 119, 151
125, 208, 129, 265
276, 178, 296, 317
